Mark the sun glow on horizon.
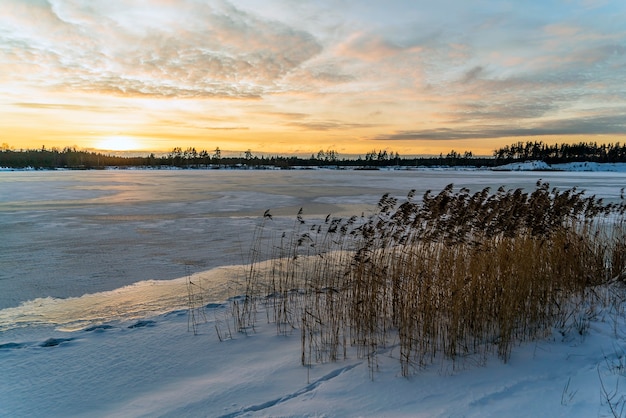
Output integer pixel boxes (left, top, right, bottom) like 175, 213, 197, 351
94, 136, 143, 151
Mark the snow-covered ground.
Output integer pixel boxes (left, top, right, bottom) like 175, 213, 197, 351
2, 287, 626, 417
493, 161, 626, 172
2, 169, 626, 417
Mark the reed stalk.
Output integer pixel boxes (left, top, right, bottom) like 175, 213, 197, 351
228, 182, 626, 377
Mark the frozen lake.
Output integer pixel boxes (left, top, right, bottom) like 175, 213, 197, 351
1, 168, 625, 331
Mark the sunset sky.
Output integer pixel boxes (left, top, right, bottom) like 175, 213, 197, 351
1, 0, 626, 156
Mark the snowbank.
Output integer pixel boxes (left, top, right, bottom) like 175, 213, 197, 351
2, 286, 626, 417
492, 160, 552, 171
552, 162, 626, 172
493, 160, 626, 172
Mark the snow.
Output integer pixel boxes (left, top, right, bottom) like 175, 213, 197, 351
2, 169, 626, 417
2, 289, 626, 417
492, 161, 626, 172
552, 162, 626, 172
492, 160, 553, 171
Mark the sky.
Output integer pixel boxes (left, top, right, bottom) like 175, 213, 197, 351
1, 0, 626, 156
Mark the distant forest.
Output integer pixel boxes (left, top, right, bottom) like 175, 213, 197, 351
1, 141, 626, 169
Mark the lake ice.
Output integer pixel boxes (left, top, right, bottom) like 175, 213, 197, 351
1, 168, 625, 331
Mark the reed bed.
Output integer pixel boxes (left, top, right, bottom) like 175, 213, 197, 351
227, 182, 626, 377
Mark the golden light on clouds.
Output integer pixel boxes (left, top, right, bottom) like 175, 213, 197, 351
1, 0, 626, 156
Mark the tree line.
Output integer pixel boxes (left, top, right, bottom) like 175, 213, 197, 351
493, 141, 626, 164
1, 141, 626, 169
0, 145, 488, 169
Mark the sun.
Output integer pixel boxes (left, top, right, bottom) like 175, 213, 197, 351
95, 136, 142, 151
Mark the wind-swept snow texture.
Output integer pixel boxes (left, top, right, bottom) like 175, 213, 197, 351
1, 297, 626, 417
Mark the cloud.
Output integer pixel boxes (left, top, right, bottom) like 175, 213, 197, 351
255, 111, 310, 120
288, 119, 378, 131
154, 116, 249, 131
460, 66, 487, 84
373, 114, 626, 141
0, 0, 323, 99
12, 102, 121, 112
303, 66, 356, 84
439, 46, 626, 127
335, 31, 407, 62
2, 0, 626, 149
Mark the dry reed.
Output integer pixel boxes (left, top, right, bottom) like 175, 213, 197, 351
227, 182, 626, 377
